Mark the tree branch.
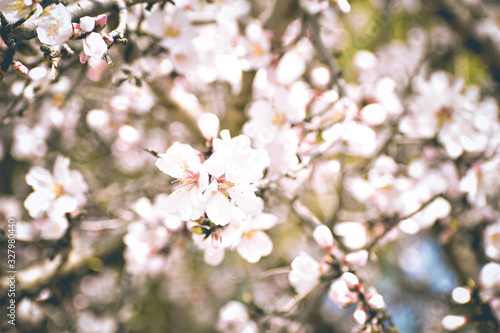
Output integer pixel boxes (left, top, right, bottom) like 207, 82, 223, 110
11, 0, 160, 40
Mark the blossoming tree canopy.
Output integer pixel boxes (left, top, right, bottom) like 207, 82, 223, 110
1, 0, 500, 332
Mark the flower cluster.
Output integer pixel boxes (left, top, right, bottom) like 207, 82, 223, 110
288, 225, 387, 331
155, 113, 276, 264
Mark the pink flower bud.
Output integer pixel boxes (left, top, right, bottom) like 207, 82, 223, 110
313, 225, 335, 254
198, 113, 220, 141
353, 305, 367, 325
211, 231, 222, 249
95, 14, 107, 27
79, 16, 95, 33
367, 293, 385, 309
328, 279, 358, 308
13, 61, 28, 75
341, 272, 360, 290
79, 51, 90, 64
101, 33, 114, 45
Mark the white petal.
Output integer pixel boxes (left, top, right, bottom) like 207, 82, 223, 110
206, 192, 232, 226
24, 190, 51, 218
79, 16, 95, 33
36, 4, 73, 46
156, 154, 185, 178
52, 155, 70, 183
26, 167, 53, 190
164, 189, 205, 221
237, 231, 272, 263
166, 142, 202, 168
198, 113, 220, 141
227, 185, 258, 213
250, 213, 277, 231
51, 195, 77, 217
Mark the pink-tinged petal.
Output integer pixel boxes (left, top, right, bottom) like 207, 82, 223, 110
227, 185, 258, 213
52, 195, 78, 217
156, 154, 185, 178
79, 52, 90, 64
24, 190, 52, 218
83, 32, 107, 59
26, 166, 53, 190
206, 192, 232, 226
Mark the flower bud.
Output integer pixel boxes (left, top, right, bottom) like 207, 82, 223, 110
341, 272, 360, 290
367, 293, 385, 309
101, 33, 114, 45
353, 305, 367, 325
211, 231, 222, 249
13, 61, 28, 75
79, 16, 95, 33
95, 14, 107, 27
328, 279, 358, 308
198, 113, 220, 141
313, 225, 335, 254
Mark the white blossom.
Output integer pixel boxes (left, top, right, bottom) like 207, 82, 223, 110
288, 252, 321, 296
36, 4, 73, 46
156, 142, 209, 221
24, 156, 88, 218
203, 130, 269, 225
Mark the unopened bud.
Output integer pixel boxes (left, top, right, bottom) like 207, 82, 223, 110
12, 61, 28, 75
95, 14, 107, 27
353, 305, 367, 325
198, 113, 220, 142
367, 293, 385, 309
211, 231, 222, 249
186, 221, 200, 232
80, 16, 95, 33
341, 272, 360, 290
101, 33, 114, 45
313, 225, 335, 254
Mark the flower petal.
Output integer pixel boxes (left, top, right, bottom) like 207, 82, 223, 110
26, 166, 53, 190
206, 192, 232, 226
24, 189, 52, 218
52, 195, 78, 217
156, 154, 185, 178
